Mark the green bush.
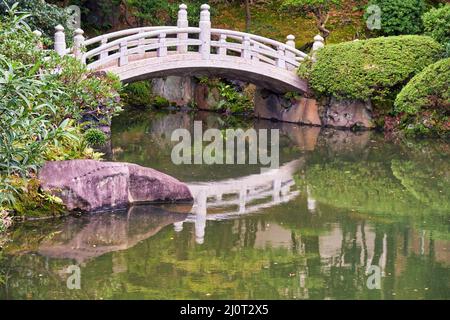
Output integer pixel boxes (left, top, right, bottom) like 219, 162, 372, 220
122, 80, 153, 107
0, 0, 73, 43
0, 6, 121, 210
366, 0, 426, 35
84, 128, 107, 147
394, 58, 449, 137
199, 78, 253, 114
422, 5, 450, 48
50, 60, 123, 125
306, 35, 444, 101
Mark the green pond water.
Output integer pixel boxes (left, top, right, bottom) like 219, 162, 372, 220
0, 109, 449, 300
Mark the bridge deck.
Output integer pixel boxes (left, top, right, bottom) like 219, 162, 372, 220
99, 52, 309, 93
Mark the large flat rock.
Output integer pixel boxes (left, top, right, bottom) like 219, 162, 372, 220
39, 160, 193, 212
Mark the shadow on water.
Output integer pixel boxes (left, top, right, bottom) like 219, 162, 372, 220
0, 109, 449, 299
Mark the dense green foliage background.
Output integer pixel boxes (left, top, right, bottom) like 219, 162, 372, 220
0, 5, 122, 218
0, 0, 73, 42
423, 4, 450, 52
366, 0, 426, 35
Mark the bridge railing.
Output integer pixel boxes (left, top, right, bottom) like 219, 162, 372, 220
83, 27, 202, 70
54, 4, 325, 72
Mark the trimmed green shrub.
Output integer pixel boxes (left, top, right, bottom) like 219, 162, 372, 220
394, 58, 449, 137
84, 128, 107, 147
305, 35, 444, 101
366, 0, 426, 35
422, 5, 450, 48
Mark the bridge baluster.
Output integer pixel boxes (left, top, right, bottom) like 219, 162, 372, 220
195, 188, 207, 244
33, 30, 43, 50
273, 178, 282, 203
157, 33, 167, 57
100, 37, 108, 60
276, 44, 286, 69
177, 4, 188, 53
239, 186, 247, 214
312, 34, 325, 59
285, 35, 295, 69
242, 36, 251, 60
54, 25, 66, 57
173, 221, 184, 232
119, 41, 128, 66
251, 42, 260, 62
137, 29, 146, 55
218, 34, 227, 56
73, 28, 85, 62
199, 4, 211, 59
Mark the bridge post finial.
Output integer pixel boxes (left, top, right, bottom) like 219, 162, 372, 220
33, 30, 43, 50
285, 35, 296, 70
73, 28, 85, 62
54, 25, 66, 57
312, 34, 325, 57
199, 4, 211, 60
286, 34, 296, 48
177, 4, 189, 53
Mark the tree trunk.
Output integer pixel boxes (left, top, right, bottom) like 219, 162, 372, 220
314, 10, 330, 40
245, 0, 251, 32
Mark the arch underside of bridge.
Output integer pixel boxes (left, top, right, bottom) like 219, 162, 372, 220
96, 53, 310, 94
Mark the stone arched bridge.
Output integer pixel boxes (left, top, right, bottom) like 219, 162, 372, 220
53, 4, 325, 93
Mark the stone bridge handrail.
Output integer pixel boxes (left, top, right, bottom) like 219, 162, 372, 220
83, 27, 201, 62
83, 26, 176, 47
210, 28, 309, 58
53, 3, 325, 92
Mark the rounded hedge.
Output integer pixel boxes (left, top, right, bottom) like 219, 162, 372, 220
367, 0, 426, 35
395, 58, 450, 114
306, 35, 444, 101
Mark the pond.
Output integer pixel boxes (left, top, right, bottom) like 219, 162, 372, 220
0, 108, 449, 300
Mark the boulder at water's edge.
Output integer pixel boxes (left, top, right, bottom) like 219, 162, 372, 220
39, 160, 193, 212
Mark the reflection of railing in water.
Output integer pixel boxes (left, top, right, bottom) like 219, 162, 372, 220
174, 159, 305, 244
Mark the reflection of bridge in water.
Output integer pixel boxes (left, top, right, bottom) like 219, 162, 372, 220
174, 159, 307, 244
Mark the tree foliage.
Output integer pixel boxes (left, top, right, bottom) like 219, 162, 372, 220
366, 0, 426, 35
0, 0, 72, 42
422, 4, 450, 50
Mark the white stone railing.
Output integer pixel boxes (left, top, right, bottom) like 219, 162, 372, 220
53, 4, 325, 74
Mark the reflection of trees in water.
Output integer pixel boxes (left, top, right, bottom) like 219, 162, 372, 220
304, 139, 450, 241
0, 197, 449, 299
